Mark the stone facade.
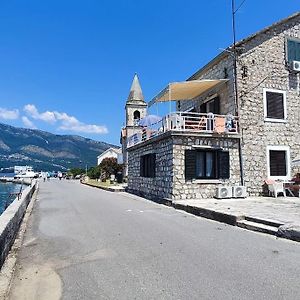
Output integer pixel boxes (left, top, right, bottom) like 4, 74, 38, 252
127, 132, 240, 200
179, 13, 300, 196
127, 13, 300, 200
236, 15, 300, 195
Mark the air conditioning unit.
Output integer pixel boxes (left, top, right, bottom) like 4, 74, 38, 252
291, 60, 300, 72
215, 186, 232, 199
232, 186, 247, 198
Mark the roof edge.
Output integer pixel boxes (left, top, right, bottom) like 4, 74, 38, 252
188, 11, 300, 81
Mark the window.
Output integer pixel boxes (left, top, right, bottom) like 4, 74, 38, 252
140, 154, 156, 178
133, 110, 141, 126
195, 151, 216, 179
286, 38, 300, 62
267, 146, 290, 180
133, 110, 140, 120
185, 149, 230, 180
200, 96, 220, 114
263, 88, 286, 121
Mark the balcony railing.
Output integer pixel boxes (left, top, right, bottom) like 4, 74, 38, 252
127, 112, 239, 148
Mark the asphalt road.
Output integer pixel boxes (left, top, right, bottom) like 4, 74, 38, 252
9, 179, 300, 300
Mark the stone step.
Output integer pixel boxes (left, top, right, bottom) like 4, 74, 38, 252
244, 216, 283, 228
237, 219, 278, 235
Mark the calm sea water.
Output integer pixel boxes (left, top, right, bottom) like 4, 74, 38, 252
0, 180, 23, 215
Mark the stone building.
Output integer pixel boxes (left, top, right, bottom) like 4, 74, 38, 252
125, 12, 300, 201
121, 74, 147, 176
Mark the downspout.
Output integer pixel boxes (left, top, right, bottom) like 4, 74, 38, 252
232, 0, 245, 186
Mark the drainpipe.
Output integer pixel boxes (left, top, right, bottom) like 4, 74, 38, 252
231, 0, 245, 186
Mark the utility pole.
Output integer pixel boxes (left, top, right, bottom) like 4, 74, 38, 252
231, 0, 245, 186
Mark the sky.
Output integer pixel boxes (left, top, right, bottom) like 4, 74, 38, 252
0, 0, 298, 145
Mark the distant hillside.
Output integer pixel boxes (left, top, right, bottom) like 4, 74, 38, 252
0, 123, 116, 171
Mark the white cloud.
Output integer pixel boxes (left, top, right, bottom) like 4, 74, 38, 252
23, 104, 108, 135
59, 123, 108, 134
24, 104, 56, 123
0, 108, 19, 120
22, 116, 36, 129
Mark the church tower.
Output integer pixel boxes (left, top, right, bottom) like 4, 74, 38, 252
121, 74, 147, 175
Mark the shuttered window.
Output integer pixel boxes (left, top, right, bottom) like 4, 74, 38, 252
287, 38, 300, 62
264, 89, 286, 120
140, 154, 156, 177
185, 149, 230, 180
269, 150, 287, 176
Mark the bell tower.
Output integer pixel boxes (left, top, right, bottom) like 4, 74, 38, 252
125, 73, 147, 132
121, 73, 147, 175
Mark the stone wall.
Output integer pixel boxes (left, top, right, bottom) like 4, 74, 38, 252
127, 132, 240, 201
127, 134, 174, 201
0, 181, 37, 269
172, 135, 240, 200
236, 15, 300, 195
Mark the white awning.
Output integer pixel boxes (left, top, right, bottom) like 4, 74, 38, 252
148, 79, 228, 107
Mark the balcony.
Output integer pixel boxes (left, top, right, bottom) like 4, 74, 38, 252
127, 112, 239, 148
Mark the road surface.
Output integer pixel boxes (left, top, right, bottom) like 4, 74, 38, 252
8, 179, 300, 299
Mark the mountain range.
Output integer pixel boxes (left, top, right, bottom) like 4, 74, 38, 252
0, 123, 116, 171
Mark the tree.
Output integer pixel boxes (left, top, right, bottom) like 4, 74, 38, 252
87, 165, 101, 179
69, 168, 85, 177
99, 157, 123, 180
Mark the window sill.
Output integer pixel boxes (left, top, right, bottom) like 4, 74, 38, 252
264, 118, 287, 123
192, 179, 222, 184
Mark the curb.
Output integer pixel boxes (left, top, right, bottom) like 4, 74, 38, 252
169, 200, 300, 243
81, 181, 125, 192
172, 202, 241, 226
0, 182, 39, 299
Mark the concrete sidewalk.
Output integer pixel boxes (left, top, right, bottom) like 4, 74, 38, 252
81, 180, 126, 192
172, 196, 300, 242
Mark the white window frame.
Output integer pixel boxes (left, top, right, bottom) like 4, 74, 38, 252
263, 88, 287, 122
266, 145, 291, 180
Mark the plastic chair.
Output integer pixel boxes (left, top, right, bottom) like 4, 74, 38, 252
265, 179, 286, 198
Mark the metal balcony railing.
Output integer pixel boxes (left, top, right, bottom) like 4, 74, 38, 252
127, 112, 239, 148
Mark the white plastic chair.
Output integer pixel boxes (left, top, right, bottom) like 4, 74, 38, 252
266, 180, 286, 198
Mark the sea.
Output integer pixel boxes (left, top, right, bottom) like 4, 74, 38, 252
0, 173, 23, 215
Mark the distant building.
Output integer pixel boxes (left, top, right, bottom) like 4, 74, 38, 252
97, 148, 122, 165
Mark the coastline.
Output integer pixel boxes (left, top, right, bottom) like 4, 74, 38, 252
0, 177, 33, 185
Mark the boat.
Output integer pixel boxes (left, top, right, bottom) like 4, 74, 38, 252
14, 166, 38, 179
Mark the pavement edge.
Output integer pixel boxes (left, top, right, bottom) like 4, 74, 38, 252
0, 182, 39, 299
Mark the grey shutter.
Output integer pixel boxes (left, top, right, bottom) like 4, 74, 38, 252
266, 92, 284, 119
185, 150, 196, 180
288, 40, 296, 62
218, 151, 230, 179
270, 150, 286, 176
140, 156, 144, 177
287, 39, 300, 62
150, 154, 156, 177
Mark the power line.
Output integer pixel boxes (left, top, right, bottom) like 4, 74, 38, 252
234, 0, 247, 14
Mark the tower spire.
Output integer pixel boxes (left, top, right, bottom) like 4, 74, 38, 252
127, 73, 145, 102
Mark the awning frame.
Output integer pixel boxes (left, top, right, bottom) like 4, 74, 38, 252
148, 79, 228, 107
